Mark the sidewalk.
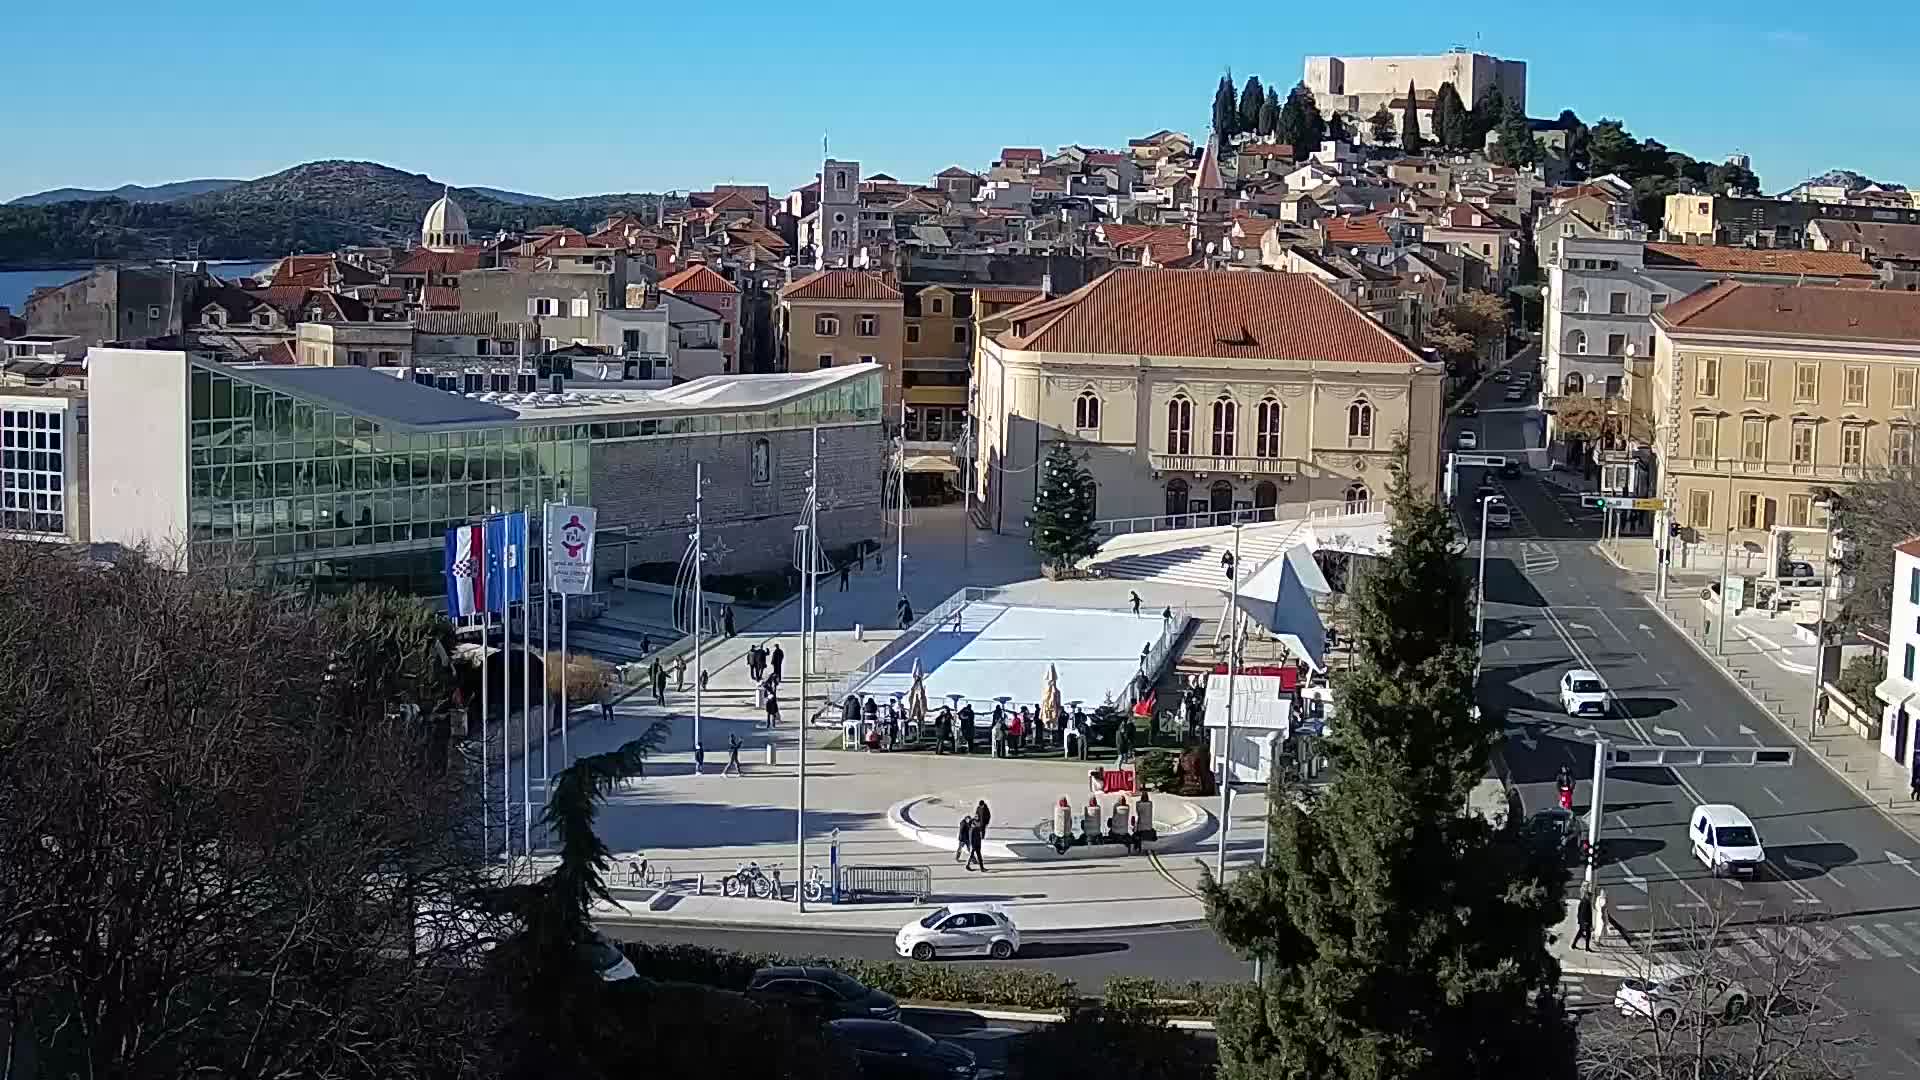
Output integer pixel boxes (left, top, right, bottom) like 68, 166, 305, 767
1643, 591, 1920, 839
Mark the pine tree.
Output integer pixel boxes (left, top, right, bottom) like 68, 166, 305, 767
1433, 81, 1469, 150
1325, 111, 1349, 145
1203, 455, 1574, 1080
1213, 74, 1239, 140
1367, 106, 1396, 147
1275, 83, 1325, 159
1238, 75, 1265, 138
1028, 441, 1100, 573
1469, 84, 1505, 150
1258, 89, 1279, 138
1400, 80, 1425, 154
1496, 99, 1541, 168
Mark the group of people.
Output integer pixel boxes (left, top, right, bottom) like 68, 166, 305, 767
954, 800, 993, 871
836, 695, 1136, 761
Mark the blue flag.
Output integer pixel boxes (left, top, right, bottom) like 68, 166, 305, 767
502, 511, 528, 604
483, 515, 507, 614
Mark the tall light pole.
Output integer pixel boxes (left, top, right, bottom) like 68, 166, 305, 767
692, 463, 707, 755
1475, 494, 1492, 679
1583, 736, 1608, 889
959, 428, 974, 572
795, 428, 821, 910
1216, 521, 1242, 878
1716, 470, 1734, 653
895, 400, 909, 593
1806, 501, 1834, 729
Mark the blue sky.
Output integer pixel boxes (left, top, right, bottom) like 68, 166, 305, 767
5, 2, 1914, 202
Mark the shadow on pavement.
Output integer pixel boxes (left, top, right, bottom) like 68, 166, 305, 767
1011, 940, 1131, 960
1767, 841, 1859, 881
1619, 698, 1682, 719
1596, 836, 1666, 867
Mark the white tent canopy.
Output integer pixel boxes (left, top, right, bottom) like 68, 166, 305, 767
1227, 544, 1329, 672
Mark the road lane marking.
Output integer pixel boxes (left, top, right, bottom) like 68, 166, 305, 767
1816, 926, 1873, 961
1730, 931, 1772, 961
1652, 855, 1712, 907
1874, 922, 1920, 953
1612, 814, 1635, 834
1780, 926, 1839, 962
1848, 925, 1904, 958
1762, 785, 1784, 805
1808, 826, 1830, 842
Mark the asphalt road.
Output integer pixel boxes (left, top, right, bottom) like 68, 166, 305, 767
1451, 357, 1920, 1076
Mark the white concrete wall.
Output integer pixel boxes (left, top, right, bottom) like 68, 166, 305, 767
1881, 549, 1920, 765
86, 348, 189, 563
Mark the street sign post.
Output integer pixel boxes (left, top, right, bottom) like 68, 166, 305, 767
1579, 495, 1666, 511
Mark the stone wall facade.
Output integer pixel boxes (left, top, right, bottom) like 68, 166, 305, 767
589, 421, 884, 578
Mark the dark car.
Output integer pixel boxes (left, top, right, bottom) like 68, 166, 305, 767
1524, 808, 1586, 866
1776, 561, 1820, 585
747, 966, 900, 1021
1459, 402, 1480, 417
1500, 459, 1522, 478
827, 1019, 976, 1080
1492, 370, 1511, 383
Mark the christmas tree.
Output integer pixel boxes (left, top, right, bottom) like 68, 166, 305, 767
1028, 441, 1100, 573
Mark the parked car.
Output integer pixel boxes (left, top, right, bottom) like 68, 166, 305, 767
1524, 807, 1585, 865
827, 1019, 978, 1080
581, 932, 638, 983
1689, 803, 1765, 878
1459, 402, 1480, 417
1559, 669, 1609, 717
1492, 370, 1511, 383
1776, 561, 1822, 586
897, 904, 1021, 961
1457, 430, 1478, 450
747, 965, 901, 1020
1614, 971, 1750, 1027
1504, 387, 1528, 402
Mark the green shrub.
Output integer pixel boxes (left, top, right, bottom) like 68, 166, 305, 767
618, 940, 1077, 1011
1834, 654, 1882, 707
1009, 1001, 1215, 1080
1137, 749, 1178, 791
1103, 975, 1235, 1020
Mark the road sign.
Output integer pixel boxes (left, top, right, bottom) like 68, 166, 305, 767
1579, 495, 1667, 511
1454, 454, 1507, 468
1607, 745, 1795, 768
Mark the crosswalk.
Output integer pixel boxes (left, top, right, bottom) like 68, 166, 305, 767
1641, 917, 1920, 968
1562, 974, 1612, 1011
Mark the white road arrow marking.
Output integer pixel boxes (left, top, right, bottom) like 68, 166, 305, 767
1638, 623, 1656, 636
1621, 869, 1649, 893
1780, 854, 1824, 878
1515, 729, 1539, 751
1738, 724, 1757, 738
1653, 726, 1685, 741
1569, 622, 1594, 633
1887, 851, 1920, 878
1519, 626, 1534, 637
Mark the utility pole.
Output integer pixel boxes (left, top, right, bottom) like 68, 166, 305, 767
1216, 521, 1242, 878
1475, 495, 1491, 679
797, 428, 819, 911
895, 400, 908, 593
1806, 503, 1834, 730
1584, 736, 1608, 888
693, 463, 706, 755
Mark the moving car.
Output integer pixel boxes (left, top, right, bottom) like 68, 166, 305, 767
1504, 386, 1528, 402
897, 904, 1021, 961
1524, 807, 1586, 865
1457, 430, 1478, 450
1459, 402, 1479, 417
1688, 803, 1766, 878
1492, 370, 1511, 383
747, 965, 901, 1020
1559, 669, 1609, 717
1614, 971, 1750, 1028
826, 1019, 978, 1080
1484, 500, 1511, 529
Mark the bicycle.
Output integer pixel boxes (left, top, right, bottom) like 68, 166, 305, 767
723, 861, 777, 899
625, 856, 669, 890
802, 864, 832, 904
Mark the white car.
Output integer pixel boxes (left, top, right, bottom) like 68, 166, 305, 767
1689, 803, 1766, 878
1614, 971, 1750, 1027
897, 904, 1021, 961
1457, 430, 1478, 450
1559, 669, 1609, 717
1484, 499, 1511, 529
581, 931, 638, 982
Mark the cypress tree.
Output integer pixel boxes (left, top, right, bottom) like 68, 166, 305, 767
1214, 74, 1239, 140
1400, 81, 1425, 154
1204, 457, 1574, 1080
1238, 75, 1265, 138
1434, 81, 1469, 150
1258, 88, 1280, 138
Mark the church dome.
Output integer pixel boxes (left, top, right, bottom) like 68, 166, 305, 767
422, 191, 470, 251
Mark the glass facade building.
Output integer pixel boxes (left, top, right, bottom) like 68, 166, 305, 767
183, 359, 883, 595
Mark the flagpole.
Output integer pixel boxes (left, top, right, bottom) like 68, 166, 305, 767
520, 514, 531, 857
496, 513, 510, 864
540, 502, 551, 850
481, 607, 491, 860
560, 591, 569, 765
693, 462, 705, 758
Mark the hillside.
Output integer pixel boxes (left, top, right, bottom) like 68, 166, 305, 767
1777, 169, 1907, 198
8, 178, 244, 207
0, 160, 668, 267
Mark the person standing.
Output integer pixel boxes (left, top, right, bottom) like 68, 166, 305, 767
1115, 714, 1134, 765
1009, 707, 1025, 756
764, 687, 781, 729
692, 740, 705, 777
722, 605, 736, 638
863, 696, 879, 744
653, 662, 668, 707
897, 595, 914, 629
748, 642, 765, 682
958, 703, 976, 754
724, 732, 743, 777
1573, 887, 1595, 951
647, 657, 664, 706
599, 690, 614, 725
769, 642, 785, 686
639, 633, 652, 656
839, 563, 851, 591
970, 800, 991, 871
990, 708, 1006, 758
1129, 590, 1142, 616
674, 653, 689, 692
955, 815, 973, 864
886, 706, 900, 751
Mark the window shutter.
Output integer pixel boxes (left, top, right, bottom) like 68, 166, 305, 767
571, 298, 590, 318
527, 298, 538, 317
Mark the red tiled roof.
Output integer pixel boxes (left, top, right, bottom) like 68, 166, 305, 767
1237, 142, 1295, 158
975, 286, 1045, 305
1896, 536, 1920, 560
1325, 215, 1392, 247
255, 341, 297, 365
658, 264, 739, 294
997, 269, 1425, 364
1643, 243, 1877, 278
1086, 152, 1127, 167
1232, 218, 1280, 249
780, 269, 902, 302
391, 248, 484, 275
999, 147, 1043, 162
1657, 281, 1920, 342
1099, 223, 1192, 265
422, 286, 461, 310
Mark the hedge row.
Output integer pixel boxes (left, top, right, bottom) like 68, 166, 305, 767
1102, 975, 1239, 1020
618, 940, 1079, 1012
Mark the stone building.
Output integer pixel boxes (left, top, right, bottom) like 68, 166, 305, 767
26, 265, 203, 347
1304, 51, 1526, 129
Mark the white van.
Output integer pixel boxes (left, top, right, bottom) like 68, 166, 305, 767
1688, 804, 1765, 878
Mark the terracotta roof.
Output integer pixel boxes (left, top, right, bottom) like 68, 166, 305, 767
1437, 204, 1509, 230
999, 147, 1043, 162
975, 285, 1045, 305
1237, 143, 1295, 158
658, 264, 739, 294
995, 269, 1426, 365
1896, 536, 1920, 560
936, 166, 980, 179
416, 311, 499, 336
1552, 184, 1623, 204
780, 269, 902, 302
1324, 215, 1392, 247
422, 286, 461, 310
255, 341, 297, 365
391, 248, 484, 275
1657, 281, 1920, 343
1643, 243, 1877, 278
1098, 223, 1192, 265
1232, 218, 1281, 249
1194, 138, 1224, 192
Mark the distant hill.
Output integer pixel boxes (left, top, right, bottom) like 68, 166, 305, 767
1777, 169, 1908, 198
0, 160, 671, 267
8, 179, 245, 206
467, 186, 556, 207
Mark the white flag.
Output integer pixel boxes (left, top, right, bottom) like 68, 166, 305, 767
546, 505, 598, 595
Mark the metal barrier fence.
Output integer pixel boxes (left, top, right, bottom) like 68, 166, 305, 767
837, 864, 932, 903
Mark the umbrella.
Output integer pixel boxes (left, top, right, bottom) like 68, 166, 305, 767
906, 659, 929, 727
1039, 664, 1061, 729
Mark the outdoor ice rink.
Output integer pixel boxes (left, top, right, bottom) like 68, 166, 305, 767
849, 601, 1170, 712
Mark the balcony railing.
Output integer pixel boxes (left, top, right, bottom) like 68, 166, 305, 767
1674, 456, 1872, 481
1149, 453, 1300, 476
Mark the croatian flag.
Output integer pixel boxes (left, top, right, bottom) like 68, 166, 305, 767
444, 522, 491, 618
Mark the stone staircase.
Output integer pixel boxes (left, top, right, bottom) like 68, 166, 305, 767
1094, 521, 1314, 591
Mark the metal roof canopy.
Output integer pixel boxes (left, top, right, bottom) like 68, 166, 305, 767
1607, 745, 1795, 768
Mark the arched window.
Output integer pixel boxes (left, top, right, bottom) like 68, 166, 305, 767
1345, 482, 1371, 509
1254, 480, 1278, 521
1347, 398, 1373, 442
1211, 394, 1238, 456
1255, 396, 1282, 458
1567, 287, 1588, 313
1567, 329, 1588, 355
1075, 391, 1101, 431
1164, 478, 1189, 519
1564, 372, 1586, 395
1209, 479, 1234, 515
1166, 394, 1193, 455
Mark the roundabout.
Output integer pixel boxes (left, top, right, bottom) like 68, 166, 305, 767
886, 779, 1215, 861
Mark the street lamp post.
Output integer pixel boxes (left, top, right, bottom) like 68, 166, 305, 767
1215, 521, 1242, 879
1475, 495, 1492, 677
1806, 502, 1834, 730
895, 401, 909, 593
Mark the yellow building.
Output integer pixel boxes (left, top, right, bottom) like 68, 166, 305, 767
974, 269, 1445, 533
777, 270, 903, 413
1652, 282, 1920, 543
901, 283, 972, 442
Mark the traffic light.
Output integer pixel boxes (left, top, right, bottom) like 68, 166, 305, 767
1669, 521, 1681, 537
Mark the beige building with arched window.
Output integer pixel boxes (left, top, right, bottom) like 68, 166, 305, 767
973, 269, 1445, 534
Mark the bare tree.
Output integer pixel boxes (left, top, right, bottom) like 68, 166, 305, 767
0, 544, 501, 1080
1578, 903, 1865, 1080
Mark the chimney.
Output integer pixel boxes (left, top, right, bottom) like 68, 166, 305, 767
1040, 271, 1053, 298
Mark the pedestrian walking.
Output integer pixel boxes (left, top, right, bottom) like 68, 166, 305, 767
966, 824, 985, 871
764, 688, 781, 728
674, 653, 688, 692
839, 563, 851, 591
693, 740, 705, 776
1221, 549, 1236, 580
748, 642, 764, 682
955, 815, 973, 863
648, 657, 664, 706
722, 605, 736, 638
886, 711, 900, 751
1116, 714, 1134, 765
1573, 888, 1595, 951
769, 642, 785, 685
991, 709, 1006, 758
639, 633, 652, 656
969, 800, 991, 871
1129, 590, 1142, 616
863, 695, 879, 743
599, 693, 614, 725
958, 703, 976, 754
724, 733, 743, 776
897, 594, 914, 629
1161, 606, 1173, 630
699, 667, 711, 692
1911, 770, 1920, 803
